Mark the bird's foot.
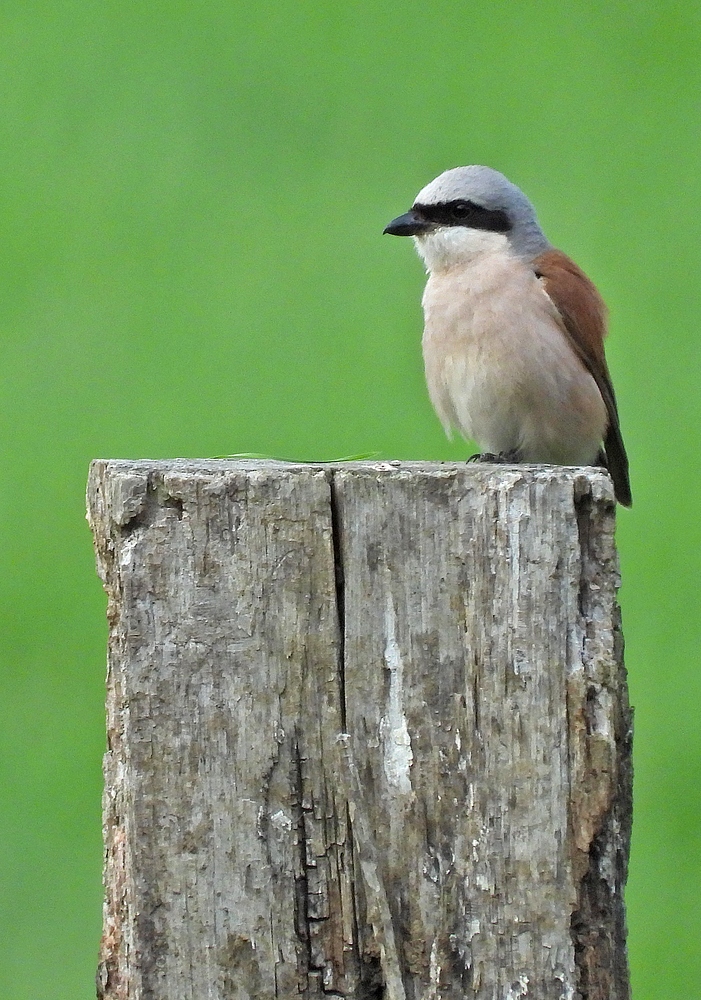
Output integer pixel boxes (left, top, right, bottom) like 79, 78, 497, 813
467, 450, 520, 465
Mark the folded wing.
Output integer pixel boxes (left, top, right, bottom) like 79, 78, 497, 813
532, 249, 632, 507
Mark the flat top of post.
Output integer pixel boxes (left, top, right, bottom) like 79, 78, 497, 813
88, 457, 615, 499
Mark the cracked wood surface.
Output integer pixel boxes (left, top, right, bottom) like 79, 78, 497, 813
87, 460, 632, 1000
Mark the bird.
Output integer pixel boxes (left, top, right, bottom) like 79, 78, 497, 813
383, 165, 632, 506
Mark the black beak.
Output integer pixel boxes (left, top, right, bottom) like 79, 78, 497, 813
383, 209, 430, 237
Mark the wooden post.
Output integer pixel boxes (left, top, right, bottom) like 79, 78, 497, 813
87, 460, 632, 1000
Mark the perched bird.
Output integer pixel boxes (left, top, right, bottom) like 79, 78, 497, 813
384, 165, 631, 506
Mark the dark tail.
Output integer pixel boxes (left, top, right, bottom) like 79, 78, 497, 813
597, 426, 632, 507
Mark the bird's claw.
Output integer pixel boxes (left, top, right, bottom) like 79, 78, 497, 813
467, 450, 520, 465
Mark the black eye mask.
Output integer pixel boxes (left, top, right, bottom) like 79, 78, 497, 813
413, 200, 512, 233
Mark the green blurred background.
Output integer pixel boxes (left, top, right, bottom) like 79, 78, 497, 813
1, 3, 699, 997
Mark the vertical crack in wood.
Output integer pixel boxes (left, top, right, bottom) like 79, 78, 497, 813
329, 472, 347, 732
330, 472, 392, 999
291, 736, 314, 990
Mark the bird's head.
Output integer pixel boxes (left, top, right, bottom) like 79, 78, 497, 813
384, 165, 550, 271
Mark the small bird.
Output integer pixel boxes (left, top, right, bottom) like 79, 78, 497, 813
384, 165, 631, 506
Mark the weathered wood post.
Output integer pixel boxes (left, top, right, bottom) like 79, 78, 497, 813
87, 460, 632, 1000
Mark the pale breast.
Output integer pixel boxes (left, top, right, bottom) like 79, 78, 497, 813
421, 250, 608, 464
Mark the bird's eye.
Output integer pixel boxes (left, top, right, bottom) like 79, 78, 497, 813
450, 200, 473, 220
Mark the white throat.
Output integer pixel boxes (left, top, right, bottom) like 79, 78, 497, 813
413, 227, 511, 273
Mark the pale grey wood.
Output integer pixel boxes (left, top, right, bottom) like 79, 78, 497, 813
87, 460, 631, 1000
